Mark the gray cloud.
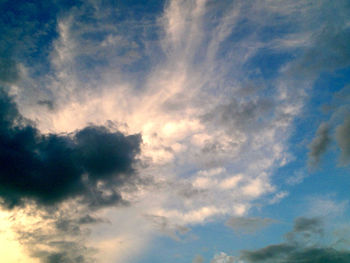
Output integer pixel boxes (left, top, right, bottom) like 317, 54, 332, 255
308, 85, 350, 168
336, 116, 350, 166
0, 58, 19, 84
293, 217, 322, 233
306, 26, 350, 72
239, 217, 350, 263
37, 100, 55, 111
225, 217, 276, 234
0, 87, 141, 209
12, 203, 102, 263
241, 244, 295, 262
192, 254, 204, 263
287, 4, 350, 79
202, 98, 274, 135
241, 245, 350, 263
145, 214, 191, 241
308, 122, 331, 166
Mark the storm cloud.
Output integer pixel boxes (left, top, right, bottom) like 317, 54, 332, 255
240, 217, 350, 263
0, 87, 141, 208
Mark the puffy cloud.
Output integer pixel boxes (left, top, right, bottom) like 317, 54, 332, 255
0, 88, 141, 208
211, 252, 235, 263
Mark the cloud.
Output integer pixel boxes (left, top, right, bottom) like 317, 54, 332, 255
8, 0, 323, 229
225, 217, 276, 234
2, 0, 350, 261
239, 217, 350, 263
37, 100, 55, 111
11, 203, 101, 263
0, 88, 141, 209
308, 122, 331, 166
286, 170, 308, 185
306, 195, 348, 218
0, 0, 80, 85
290, 25, 350, 77
307, 85, 350, 168
145, 214, 190, 241
210, 252, 235, 263
336, 116, 350, 165
192, 254, 204, 263
202, 97, 274, 135
242, 246, 350, 263
292, 217, 323, 233
0, 58, 19, 84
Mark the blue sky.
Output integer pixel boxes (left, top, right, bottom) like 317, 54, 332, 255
0, 0, 350, 262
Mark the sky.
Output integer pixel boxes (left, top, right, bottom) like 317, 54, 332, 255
0, 0, 350, 262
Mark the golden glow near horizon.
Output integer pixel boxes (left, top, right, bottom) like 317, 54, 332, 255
0, 210, 39, 263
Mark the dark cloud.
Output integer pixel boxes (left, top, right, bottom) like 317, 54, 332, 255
45, 252, 85, 263
0, 87, 141, 208
26, 238, 94, 263
308, 122, 331, 166
239, 217, 350, 263
241, 245, 350, 263
241, 244, 295, 262
225, 217, 276, 234
293, 217, 322, 233
287, 4, 350, 79
0, 58, 19, 84
336, 116, 350, 166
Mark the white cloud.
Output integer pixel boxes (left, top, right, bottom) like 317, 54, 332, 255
18, 0, 305, 227
211, 252, 235, 263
